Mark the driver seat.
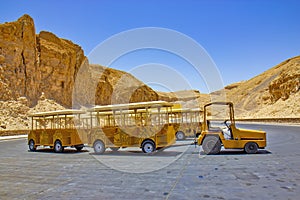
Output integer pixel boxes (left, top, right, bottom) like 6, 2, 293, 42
223, 126, 233, 139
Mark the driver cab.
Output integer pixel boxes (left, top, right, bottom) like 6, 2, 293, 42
198, 102, 267, 154
207, 119, 233, 139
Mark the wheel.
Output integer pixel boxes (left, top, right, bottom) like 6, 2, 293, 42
176, 131, 186, 140
93, 140, 105, 154
142, 140, 156, 153
110, 147, 120, 152
75, 145, 84, 151
29, 139, 36, 151
202, 136, 221, 155
54, 140, 64, 153
244, 142, 258, 154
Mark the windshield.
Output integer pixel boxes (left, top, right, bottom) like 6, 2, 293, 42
205, 104, 231, 130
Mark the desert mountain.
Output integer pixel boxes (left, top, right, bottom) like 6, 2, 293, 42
0, 14, 161, 108
74, 64, 159, 106
159, 56, 300, 119
0, 15, 85, 107
220, 56, 300, 118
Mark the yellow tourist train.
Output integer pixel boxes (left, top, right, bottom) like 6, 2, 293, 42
28, 109, 87, 153
168, 105, 202, 140
28, 101, 267, 154
28, 101, 176, 154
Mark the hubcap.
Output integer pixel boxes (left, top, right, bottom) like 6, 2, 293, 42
95, 143, 103, 152
177, 132, 184, 140
55, 143, 61, 151
144, 143, 153, 153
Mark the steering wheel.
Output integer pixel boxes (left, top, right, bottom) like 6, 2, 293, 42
224, 120, 230, 129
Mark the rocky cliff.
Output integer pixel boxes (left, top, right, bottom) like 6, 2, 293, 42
73, 64, 159, 107
0, 14, 37, 102
0, 14, 85, 107
0, 15, 159, 108
37, 30, 85, 107
222, 56, 300, 118
268, 58, 300, 102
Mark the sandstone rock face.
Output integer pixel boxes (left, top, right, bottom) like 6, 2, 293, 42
218, 56, 300, 118
0, 14, 86, 107
268, 57, 300, 102
0, 14, 38, 102
37, 31, 85, 107
0, 98, 30, 130
0, 15, 162, 108
100, 66, 158, 104
0, 97, 66, 130
73, 64, 158, 107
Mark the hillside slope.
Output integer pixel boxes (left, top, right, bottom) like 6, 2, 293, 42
223, 56, 300, 118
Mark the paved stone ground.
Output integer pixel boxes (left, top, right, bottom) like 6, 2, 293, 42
0, 124, 299, 199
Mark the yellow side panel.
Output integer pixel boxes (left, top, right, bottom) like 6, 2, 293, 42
28, 130, 41, 145
222, 139, 267, 149
222, 140, 247, 149
88, 124, 176, 148
156, 125, 176, 147
76, 129, 89, 144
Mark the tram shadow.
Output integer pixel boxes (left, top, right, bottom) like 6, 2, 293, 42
89, 148, 186, 157
28, 148, 89, 154
90, 150, 183, 157
198, 149, 271, 156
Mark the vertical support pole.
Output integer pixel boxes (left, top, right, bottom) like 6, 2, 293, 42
134, 109, 137, 126
90, 111, 93, 128
167, 106, 170, 125
31, 116, 34, 130
52, 115, 54, 129
158, 107, 161, 125
113, 111, 116, 127
64, 114, 67, 129
146, 107, 148, 126
78, 114, 81, 129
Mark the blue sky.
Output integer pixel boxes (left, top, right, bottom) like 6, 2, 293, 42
1, 0, 299, 93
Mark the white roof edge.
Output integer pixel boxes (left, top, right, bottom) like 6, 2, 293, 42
89, 101, 174, 112
29, 109, 86, 117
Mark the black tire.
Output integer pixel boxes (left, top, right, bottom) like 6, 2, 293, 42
75, 145, 84, 151
244, 142, 258, 154
110, 147, 120, 152
176, 131, 186, 140
142, 140, 156, 153
93, 140, 105, 154
54, 140, 64, 153
29, 139, 36, 151
202, 135, 221, 155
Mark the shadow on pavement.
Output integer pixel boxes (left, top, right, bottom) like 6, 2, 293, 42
90, 149, 183, 157
199, 149, 271, 156
28, 148, 89, 154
